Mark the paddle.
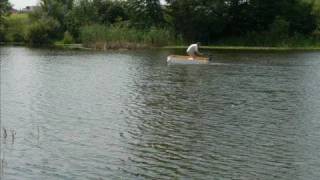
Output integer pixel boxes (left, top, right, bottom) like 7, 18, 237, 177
199, 52, 213, 61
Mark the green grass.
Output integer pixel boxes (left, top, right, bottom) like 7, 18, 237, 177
9, 13, 29, 20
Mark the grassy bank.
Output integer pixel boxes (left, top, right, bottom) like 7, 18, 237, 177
51, 43, 320, 51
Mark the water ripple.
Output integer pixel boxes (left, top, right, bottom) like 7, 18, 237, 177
1, 47, 320, 179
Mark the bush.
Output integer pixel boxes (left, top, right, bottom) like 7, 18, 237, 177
26, 22, 50, 44
26, 17, 60, 44
1, 13, 29, 42
62, 31, 74, 44
0, 26, 6, 42
269, 16, 290, 39
10, 32, 25, 42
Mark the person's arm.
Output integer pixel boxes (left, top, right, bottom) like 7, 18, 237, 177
195, 45, 204, 56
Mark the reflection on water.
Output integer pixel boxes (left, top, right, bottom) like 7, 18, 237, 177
1, 46, 320, 179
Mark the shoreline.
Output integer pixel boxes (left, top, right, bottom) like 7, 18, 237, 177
2, 43, 320, 51
163, 46, 320, 51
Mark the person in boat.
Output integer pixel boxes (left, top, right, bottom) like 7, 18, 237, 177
186, 42, 203, 60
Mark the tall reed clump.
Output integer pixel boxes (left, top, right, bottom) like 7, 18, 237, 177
80, 24, 181, 49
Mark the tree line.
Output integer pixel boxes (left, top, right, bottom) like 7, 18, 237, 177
1, 0, 319, 46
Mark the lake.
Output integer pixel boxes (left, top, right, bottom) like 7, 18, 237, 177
1, 46, 320, 179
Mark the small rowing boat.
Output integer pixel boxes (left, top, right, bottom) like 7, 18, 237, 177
167, 55, 210, 64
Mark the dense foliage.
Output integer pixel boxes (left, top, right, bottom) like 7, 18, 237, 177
0, 0, 12, 41
166, 0, 318, 42
1, 0, 319, 47
128, 0, 165, 28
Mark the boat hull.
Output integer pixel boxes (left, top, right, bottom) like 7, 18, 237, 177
167, 55, 209, 64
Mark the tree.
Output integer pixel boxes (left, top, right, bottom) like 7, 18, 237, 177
166, 0, 227, 42
166, 0, 318, 42
0, 0, 11, 19
26, 17, 60, 44
99, 0, 128, 24
229, 0, 317, 35
128, 0, 165, 28
40, 0, 74, 29
0, 0, 11, 41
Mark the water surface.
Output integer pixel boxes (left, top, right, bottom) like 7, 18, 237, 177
1, 46, 320, 179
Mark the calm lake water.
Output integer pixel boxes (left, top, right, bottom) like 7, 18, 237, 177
1, 46, 320, 179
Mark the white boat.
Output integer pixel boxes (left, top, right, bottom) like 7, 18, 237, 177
167, 55, 210, 64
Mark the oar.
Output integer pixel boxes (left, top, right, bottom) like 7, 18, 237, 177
200, 53, 214, 61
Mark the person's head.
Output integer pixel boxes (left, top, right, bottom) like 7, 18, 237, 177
196, 42, 201, 47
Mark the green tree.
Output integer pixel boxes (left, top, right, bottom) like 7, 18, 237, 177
0, 0, 11, 20
98, 0, 128, 24
40, 0, 74, 30
128, 0, 164, 28
248, 0, 317, 34
64, 0, 128, 39
166, 0, 318, 42
166, 0, 227, 42
26, 16, 60, 44
0, 0, 11, 41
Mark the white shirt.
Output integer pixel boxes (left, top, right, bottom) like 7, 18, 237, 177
186, 44, 199, 54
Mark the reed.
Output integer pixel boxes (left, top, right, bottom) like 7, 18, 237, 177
80, 24, 181, 49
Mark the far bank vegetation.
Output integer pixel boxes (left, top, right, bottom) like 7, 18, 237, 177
1, 0, 320, 49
